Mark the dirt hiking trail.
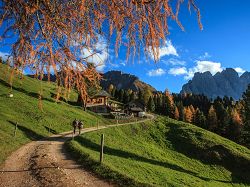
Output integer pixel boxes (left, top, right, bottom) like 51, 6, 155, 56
0, 116, 154, 187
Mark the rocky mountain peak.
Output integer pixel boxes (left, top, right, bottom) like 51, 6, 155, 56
100, 71, 156, 92
181, 68, 250, 100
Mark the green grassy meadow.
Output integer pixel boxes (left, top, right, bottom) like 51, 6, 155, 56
0, 63, 111, 164
1, 62, 250, 187
67, 117, 250, 187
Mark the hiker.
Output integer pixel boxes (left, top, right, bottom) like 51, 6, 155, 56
78, 120, 83, 134
72, 119, 78, 134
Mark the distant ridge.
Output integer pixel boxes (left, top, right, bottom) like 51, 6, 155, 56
28, 70, 156, 92
181, 68, 250, 100
101, 71, 156, 92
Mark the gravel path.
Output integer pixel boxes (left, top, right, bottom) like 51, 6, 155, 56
0, 115, 154, 187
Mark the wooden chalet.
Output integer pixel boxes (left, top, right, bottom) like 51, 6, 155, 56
126, 100, 146, 117
86, 90, 111, 113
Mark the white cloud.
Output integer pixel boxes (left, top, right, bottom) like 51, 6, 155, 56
149, 40, 178, 60
193, 61, 222, 74
168, 60, 223, 80
106, 62, 120, 69
168, 67, 187, 76
120, 62, 126, 66
184, 61, 223, 79
0, 51, 10, 61
81, 35, 109, 71
234, 67, 246, 75
164, 58, 186, 66
147, 68, 166, 77
199, 52, 211, 60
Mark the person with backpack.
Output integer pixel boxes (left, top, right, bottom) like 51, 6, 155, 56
72, 119, 78, 134
78, 120, 83, 134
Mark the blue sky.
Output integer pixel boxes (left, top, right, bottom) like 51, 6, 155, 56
1, 0, 250, 93
103, 0, 250, 93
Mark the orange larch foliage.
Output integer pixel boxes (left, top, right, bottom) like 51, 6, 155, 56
207, 105, 218, 131
0, 0, 202, 103
165, 89, 174, 106
174, 106, 180, 120
184, 106, 193, 123
231, 109, 243, 126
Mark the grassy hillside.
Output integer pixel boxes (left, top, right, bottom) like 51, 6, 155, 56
67, 117, 250, 187
0, 63, 111, 164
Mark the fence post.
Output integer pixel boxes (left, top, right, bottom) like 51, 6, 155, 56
100, 134, 104, 163
14, 122, 18, 137
49, 123, 51, 135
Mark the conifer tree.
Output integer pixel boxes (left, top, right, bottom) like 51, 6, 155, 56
138, 89, 143, 102
143, 87, 152, 105
114, 89, 119, 100
130, 91, 136, 102
242, 84, 250, 146
111, 86, 116, 97
156, 95, 163, 113
194, 108, 206, 128
118, 89, 124, 103
176, 102, 185, 121
214, 100, 229, 135
123, 90, 130, 104
153, 95, 158, 109
147, 96, 155, 112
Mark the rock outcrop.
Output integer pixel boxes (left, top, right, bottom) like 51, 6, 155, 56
101, 71, 156, 92
181, 68, 250, 100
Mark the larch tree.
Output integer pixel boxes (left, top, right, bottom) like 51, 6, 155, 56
207, 105, 218, 131
0, 0, 202, 105
227, 109, 243, 142
184, 106, 193, 123
108, 84, 114, 94
189, 104, 195, 122
164, 89, 175, 117
174, 106, 180, 120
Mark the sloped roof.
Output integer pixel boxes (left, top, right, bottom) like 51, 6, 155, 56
92, 90, 111, 98
127, 100, 144, 108
130, 107, 144, 112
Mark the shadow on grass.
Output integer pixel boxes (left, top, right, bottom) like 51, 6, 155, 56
50, 92, 79, 106
0, 79, 54, 103
166, 123, 250, 184
8, 120, 45, 140
64, 141, 149, 187
44, 126, 57, 134
74, 136, 233, 184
